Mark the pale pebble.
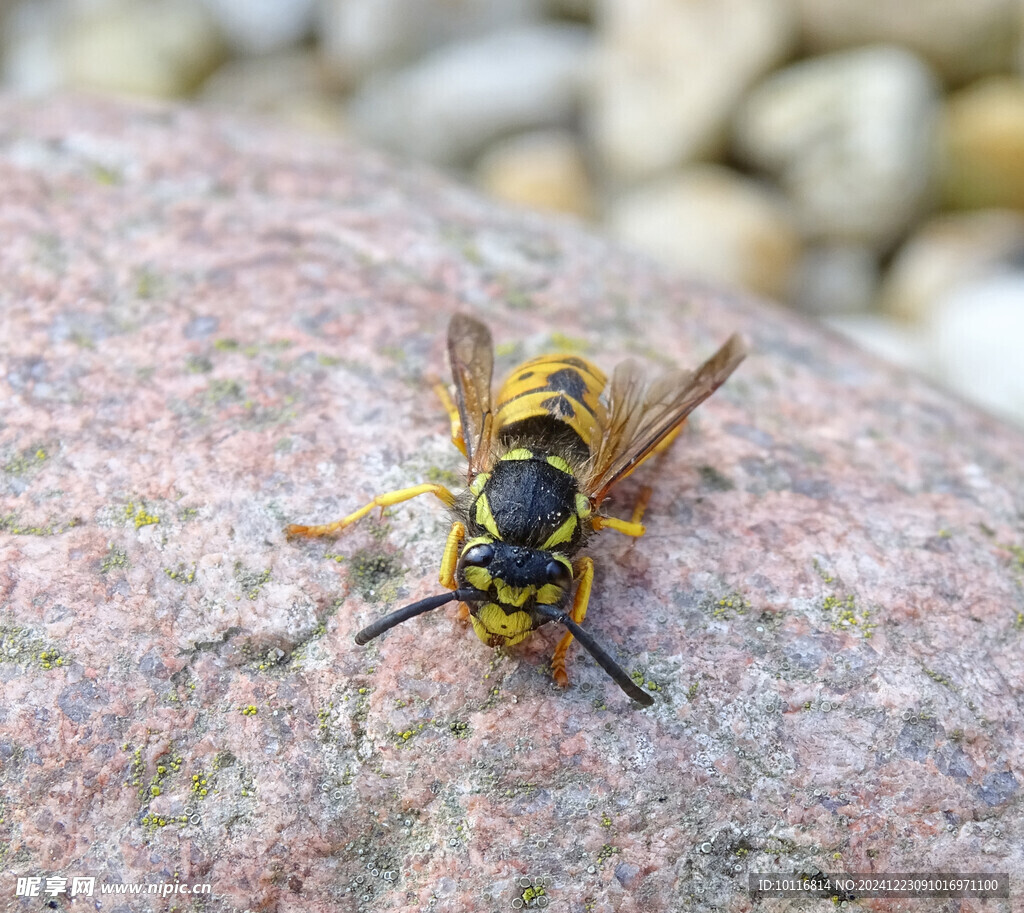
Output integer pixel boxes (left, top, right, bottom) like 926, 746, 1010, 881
606, 164, 801, 301
199, 0, 316, 55
733, 45, 940, 248
795, 0, 1017, 85
60, 0, 224, 98
927, 273, 1024, 427
941, 76, 1024, 210
792, 243, 880, 315
2, 0, 65, 93
474, 129, 594, 218
588, 0, 796, 181
822, 313, 929, 374
346, 23, 590, 166
317, 0, 545, 88
199, 50, 345, 134
879, 209, 1024, 323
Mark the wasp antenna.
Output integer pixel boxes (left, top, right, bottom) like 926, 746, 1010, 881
535, 605, 654, 707
354, 588, 478, 645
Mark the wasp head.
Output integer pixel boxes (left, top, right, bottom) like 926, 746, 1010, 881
456, 539, 573, 647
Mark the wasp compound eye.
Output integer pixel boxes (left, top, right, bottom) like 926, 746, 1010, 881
545, 560, 572, 590
462, 543, 495, 567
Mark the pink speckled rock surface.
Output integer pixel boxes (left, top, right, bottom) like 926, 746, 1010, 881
1, 96, 1022, 913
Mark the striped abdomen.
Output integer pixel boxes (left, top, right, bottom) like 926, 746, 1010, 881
493, 354, 608, 458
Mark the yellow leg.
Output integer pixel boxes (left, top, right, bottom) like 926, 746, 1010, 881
592, 514, 646, 538
592, 483, 654, 538
285, 483, 457, 538
439, 521, 465, 590
434, 382, 467, 458
552, 557, 594, 687
630, 486, 652, 524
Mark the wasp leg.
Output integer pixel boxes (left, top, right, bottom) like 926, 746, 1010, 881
285, 483, 457, 538
441, 521, 472, 619
551, 556, 594, 687
439, 521, 465, 590
434, 382, 467, 458
592, 513, 646, 538
630, 486, 652, 524
592, 479, 656, 538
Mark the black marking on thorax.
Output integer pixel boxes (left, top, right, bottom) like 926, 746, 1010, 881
475, 455, 580, 550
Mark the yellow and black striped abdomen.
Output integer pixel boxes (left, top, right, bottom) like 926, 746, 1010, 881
494, 354, 608, 458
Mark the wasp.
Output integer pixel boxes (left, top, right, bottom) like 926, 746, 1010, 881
287, 314, 746, 706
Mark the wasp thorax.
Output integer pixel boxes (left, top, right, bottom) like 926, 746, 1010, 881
470, 449, 583, 552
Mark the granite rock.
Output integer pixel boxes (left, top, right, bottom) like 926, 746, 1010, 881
1, 95, 1023, 913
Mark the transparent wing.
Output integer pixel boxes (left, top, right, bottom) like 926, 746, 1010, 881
585, 334, 747, 503
447, 313, 495, 478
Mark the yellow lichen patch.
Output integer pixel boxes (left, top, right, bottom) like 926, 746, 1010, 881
124, 501, 160, 529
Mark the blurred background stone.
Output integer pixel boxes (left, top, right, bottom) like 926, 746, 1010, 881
317, 0, 545, 88
198, 50, 345, 133
588, 0, 796, 182
941, 76, 1024, 209
200, 0, 316, 56
473, 128, 594, 217
607, 165, 801, 301
733, 45, 941, 249
791, 242, 880, 315
60, 0, 225, 98
927, 272, 1024, 423
794, 0, 1018, 84
346, 23, 589, 166
878, 209, 1024, 322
